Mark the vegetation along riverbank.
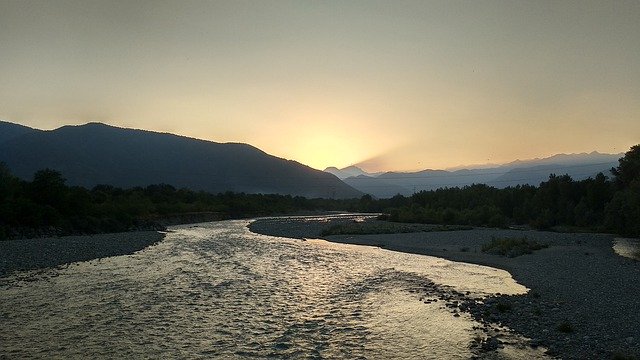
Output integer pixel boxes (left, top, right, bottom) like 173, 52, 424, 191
2, 144, 638, 240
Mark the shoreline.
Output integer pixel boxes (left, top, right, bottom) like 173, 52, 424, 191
249, 217, 640, 359
0, 231, 165, 278
0, 211, 342, 276
3, 216, 639, 358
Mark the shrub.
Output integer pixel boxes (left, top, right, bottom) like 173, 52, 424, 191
481, 236, 548, 257
557, 321, 573, 333
612, 352, 637, 360
496, 301, 512, 313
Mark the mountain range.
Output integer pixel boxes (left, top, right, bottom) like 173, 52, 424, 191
325, 151, 622, 198
1, 120, 624, 200
0, 121, 362, 199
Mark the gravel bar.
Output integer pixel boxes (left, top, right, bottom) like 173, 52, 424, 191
249, 217, 640, 359
0, 231, 165, 277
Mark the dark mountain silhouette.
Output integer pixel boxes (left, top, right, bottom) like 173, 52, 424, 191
0, 121, 362, 199
326, 152, 622, 198
0, 120, 39, 144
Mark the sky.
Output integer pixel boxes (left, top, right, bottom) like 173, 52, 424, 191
1, 0, 639, 172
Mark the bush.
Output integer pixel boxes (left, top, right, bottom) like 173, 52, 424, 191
496, 301, 512, 313
557, 321, 573, 333
612, 352, 637, 360
605, 187, 640, 237
482, 236, 548, 257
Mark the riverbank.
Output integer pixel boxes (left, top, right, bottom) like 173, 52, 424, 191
249, 217, 640, 359
0, 231, 165, 277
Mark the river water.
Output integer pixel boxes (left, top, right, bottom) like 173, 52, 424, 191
1, 217, 533, 359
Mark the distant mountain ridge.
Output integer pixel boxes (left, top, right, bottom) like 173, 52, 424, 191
323, 165, 382, 179
503, 151, 622, 167
325, 152, 622, 198
0, 121, 362, 199
0, 121, 40, 144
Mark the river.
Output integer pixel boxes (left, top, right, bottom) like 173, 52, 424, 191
1, 217, 538, 359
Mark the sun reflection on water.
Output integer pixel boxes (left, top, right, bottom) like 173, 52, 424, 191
1, 218, 530, 359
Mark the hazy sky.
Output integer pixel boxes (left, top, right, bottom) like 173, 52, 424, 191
1, 0, 639, 171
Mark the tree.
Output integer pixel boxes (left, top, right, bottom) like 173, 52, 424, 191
605, 188, 640, 237
611, 144, 640, 189
0, 162, 13, 202
30, 169, 68, 207
601, 144, 640, 236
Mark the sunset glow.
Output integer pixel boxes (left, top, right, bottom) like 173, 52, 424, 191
1, 1, 639, 171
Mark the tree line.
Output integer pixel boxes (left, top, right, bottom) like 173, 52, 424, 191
0, 166, 354, 239
1, 145, 639, 239
359, 144, 640, 237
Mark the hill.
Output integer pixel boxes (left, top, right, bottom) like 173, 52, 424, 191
0, 120, 39, 144
0, 121, 362, 199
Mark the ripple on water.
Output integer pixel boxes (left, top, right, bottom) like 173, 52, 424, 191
1, 218, 529, 359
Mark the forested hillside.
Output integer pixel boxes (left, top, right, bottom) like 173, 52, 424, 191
0, 122, 361, 199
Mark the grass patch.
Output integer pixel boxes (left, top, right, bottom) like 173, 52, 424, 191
612, 352, 637, 360
557, 321, 574, 333
320, 221, 471, 236
496, 301, 512, 313
481, 236, 548, 258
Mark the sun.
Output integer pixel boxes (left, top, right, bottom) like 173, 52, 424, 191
293, 134, 364, 170
250, 106, 401, 171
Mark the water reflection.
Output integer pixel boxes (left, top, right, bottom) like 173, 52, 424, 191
1, 218, 529, 359
613, 238, 640, 260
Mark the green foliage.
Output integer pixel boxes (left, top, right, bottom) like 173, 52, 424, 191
612, 144, 640, 189
481, 236, 548, 257
320, 222, 470, 236
30, 169, 68, 207
557, 321, 574, 333
380, 167, 637, 236
0, 168, 362, 239
495, 301, 512, 313
605, 187, 640, 237
2, 144, 640, 239
612, 352, 637, 360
